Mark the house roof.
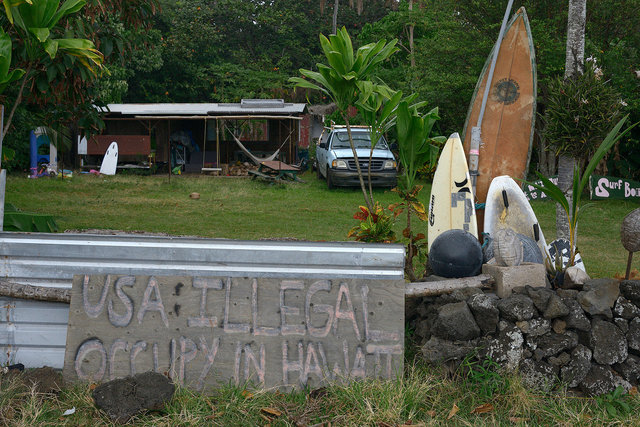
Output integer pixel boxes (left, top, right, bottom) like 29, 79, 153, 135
100, 99, 307, 117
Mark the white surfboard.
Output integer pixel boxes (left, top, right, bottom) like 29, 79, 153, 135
99, 142, 118, 175
428, 132, 478, 251
484, 175, 549, 260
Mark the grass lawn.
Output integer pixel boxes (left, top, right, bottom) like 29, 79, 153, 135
6, 171, 640, 278
4, 171, 640, 425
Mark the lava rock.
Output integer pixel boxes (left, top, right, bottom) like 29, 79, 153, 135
560, 345, 592, 388
528, 332, 579, 359
421, 336, 478, 364
620, 280, 640, 306
467, 293, 500, 335
627, 317, 640, 354
590, 319, 628, 365
449, 287, 483, 302
561, 299, 592, 331
526, 286, 554, 312
576, 279, 620, 319
614, 318, 629, 334
431, 302, 482, 341
579, 364, 631, 396
477, 324, 524, 371
552, 319, 567, 334
498, 294, 537, 322
519, 359, 557, 392
543, 294, 570, 319
613, 296, 640, 320
516, 318, 551, 337
556, 289, 579, 300
548, 352, 571, 368
563, 266, 590, 289
613, 354, 640, 384
93, 371, 175, 423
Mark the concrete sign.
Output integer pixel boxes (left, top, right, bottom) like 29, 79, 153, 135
63, 275, 404, 390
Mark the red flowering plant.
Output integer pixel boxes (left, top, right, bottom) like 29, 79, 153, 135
390, 185, 429, 281
347, 202, 399, 243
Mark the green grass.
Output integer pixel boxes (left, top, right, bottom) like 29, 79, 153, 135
2, 360, 640, 426
7, 172, 640, 277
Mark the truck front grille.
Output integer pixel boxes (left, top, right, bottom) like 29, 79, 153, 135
347, 159, 385, 171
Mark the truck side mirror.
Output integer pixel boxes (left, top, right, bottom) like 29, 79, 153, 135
318, 142, 327, 149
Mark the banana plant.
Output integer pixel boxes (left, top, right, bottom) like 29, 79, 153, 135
393, 101, 445, 280
0, 27, 25, 93
290, 26, 398, 211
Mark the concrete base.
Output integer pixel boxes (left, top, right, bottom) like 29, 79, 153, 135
482, 262, 547, 298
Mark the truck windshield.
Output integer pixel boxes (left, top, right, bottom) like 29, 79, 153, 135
331, 132, 388, 149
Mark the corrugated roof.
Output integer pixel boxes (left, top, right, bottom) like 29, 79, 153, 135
100, 100, 306, 116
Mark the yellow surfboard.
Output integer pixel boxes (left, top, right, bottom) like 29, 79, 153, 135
427, 133, 478, 251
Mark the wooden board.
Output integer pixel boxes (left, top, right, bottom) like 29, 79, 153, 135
88, 135, 150, 156
428, 133, 478, 251
462, 7, 537, 231
484, 175, 549, 261
63, 275, 404, 391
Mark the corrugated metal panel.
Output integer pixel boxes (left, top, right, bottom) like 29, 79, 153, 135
0, 299, 69, 368
100, 102, 306, 116
0, 232, 404, 368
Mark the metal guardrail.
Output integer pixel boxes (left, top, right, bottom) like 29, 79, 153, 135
0, 232, 405, 289
0, 232, 405, 369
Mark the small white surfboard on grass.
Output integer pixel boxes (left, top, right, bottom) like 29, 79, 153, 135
427, 132, 478, 251
484, 175, 549, 260
99, 142, 118, 175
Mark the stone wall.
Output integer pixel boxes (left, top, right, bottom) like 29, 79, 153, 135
406, 279, 640, 395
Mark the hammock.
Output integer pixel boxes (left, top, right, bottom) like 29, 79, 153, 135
225, 124, 289, 165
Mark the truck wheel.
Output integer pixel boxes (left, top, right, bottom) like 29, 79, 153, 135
327, 170, 335, 189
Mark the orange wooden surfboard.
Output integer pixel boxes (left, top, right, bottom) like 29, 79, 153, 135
462, 7, 536, 234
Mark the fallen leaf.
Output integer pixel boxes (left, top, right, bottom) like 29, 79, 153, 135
629, 386, 638, 396
241, 390, 254, 399
447, 403, 459, 420
89, 384, 97, 391
471, 403, 494, 414
261, 407, 282, 418
509, 417, 528, 423
426, 410, 436, 417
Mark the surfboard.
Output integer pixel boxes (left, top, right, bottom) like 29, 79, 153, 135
462, 7, 536, 233
99, 142, 118, 175
484, 175, 549, 261
428, 133, 478, 251
547, 238, 586, 272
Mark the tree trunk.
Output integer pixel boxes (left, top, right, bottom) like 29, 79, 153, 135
555, 0, 586, 240
565, 0, 587, 79
2, 66, 31, 140
556, 154, 575, 239
332, 0, 339, 34
408, 0, 415, 68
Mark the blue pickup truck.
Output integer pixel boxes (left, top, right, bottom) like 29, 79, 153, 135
315, 126, 397, 189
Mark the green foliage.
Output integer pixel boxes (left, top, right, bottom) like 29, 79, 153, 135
523, 115, 637, 272
459, 353, 508, 400
347, 202, 397, 243
0, 27, 25, 93
395, 101, 444, 192
595, 386, 632, 418
4, 203, 58, 232
543, 60, 625, 160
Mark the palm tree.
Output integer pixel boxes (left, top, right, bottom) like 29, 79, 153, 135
556, 0, 586, 239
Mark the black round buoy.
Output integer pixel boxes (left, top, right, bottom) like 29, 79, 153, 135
429, 229, 483, 278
